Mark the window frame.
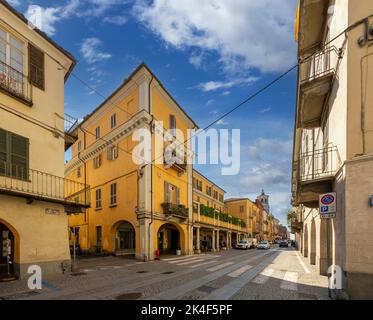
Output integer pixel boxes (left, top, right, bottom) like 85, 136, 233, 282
111, 113, 117, 129
95, 188, 102, 209
95, 126, 101, 140
110, 183, 117, 206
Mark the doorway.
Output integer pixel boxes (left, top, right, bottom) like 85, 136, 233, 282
0, 223, 14, 280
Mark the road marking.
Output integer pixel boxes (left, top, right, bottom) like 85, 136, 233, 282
189, 260, 218, 268
228, 265, 253, 278
176, 259, 206, 266
152, 251, 273, 300
252, 268, 274, 284
280, 271, 298, 291
83, 269, 95, 272
163, 255, 218, 262
169, 257, 206, 264
203, 252, 279, 300
206, 262, 234, 272
296, 251, 311, 274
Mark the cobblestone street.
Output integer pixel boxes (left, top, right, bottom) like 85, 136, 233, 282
0, 247, 329, 300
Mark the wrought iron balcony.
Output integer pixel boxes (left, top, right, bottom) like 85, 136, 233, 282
64, 113, 79, 151
291, 221, 303, 233
298, 46, 339, 128
0, 161, 90, 212
0, 60, 32, 105
162, 203, 189, 219
295, 146, 341, 207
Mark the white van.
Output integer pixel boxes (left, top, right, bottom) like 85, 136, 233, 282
236, 238, 257, 249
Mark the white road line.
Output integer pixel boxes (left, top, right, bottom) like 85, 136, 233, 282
153, 251, 272, 300
176, 259, 206, 266
228, 265, 253, 278
203, 252, 279, 300
189, 260, 218, 268
162, 255, 218, 262
83, 269, 95, 273
296, 251, 311, 274
169, 257, 206, 264
206, 262, 234, 272
280, 271, 298, 291
252, 268, 274, 284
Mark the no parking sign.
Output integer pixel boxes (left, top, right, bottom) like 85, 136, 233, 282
319, 193, 336, 219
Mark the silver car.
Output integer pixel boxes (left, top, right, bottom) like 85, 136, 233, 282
257, 240, 270, 250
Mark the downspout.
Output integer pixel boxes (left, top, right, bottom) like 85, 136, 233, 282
148, 75, 154, 261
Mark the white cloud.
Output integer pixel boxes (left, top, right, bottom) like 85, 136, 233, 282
133, 0, 296, 74
25, 5, 61, 36
80, 38, 112, 64
103, 15, 127, 25
189, 51, 204, 69
222, 91, 230, 96
259, 107, 272, 113
24, 0, 128, 36
198, 76, 258, 92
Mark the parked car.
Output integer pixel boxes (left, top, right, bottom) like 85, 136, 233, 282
257, 240, 270, 250
279, 240, 288, 248
236, 239, 252, 250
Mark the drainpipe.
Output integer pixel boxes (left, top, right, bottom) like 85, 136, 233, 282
147, 76, 154, 261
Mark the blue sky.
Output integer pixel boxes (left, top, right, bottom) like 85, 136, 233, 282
10, 0, 297, 225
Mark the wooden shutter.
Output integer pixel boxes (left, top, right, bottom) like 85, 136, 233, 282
164, 181, 169, 203
0, 129, 7, 175
29, 44, 45, 90
176, 187, 180, 205
10, 133, 28, 180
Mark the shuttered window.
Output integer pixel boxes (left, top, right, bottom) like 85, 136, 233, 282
169, 114, 176, 136
0, 128, 28, 180
164, 181, 180, 205
29, 44, 44, 90
110, 183, 117, 206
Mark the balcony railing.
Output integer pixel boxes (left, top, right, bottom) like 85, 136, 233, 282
300, 46, 339, 85
0, 60, 32, 105
0, 161, 90, 208
64, 113, 79, 134
298, 146, 341, 182
162, 203, 189, 219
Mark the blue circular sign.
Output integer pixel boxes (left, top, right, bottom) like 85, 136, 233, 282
321, 194, 335, 205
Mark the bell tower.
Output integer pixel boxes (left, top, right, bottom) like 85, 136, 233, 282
257, 189, 270, 212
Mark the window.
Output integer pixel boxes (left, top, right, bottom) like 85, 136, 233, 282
111, 113, 117, 129
93, 154, 102, 169
110, 183, 117, 206
29, 44, 44, 90
206, 186, 212, 196
0, 28, 25, 96
169, 114, 176, 135
95, 126, 100, 140
95, 189, 102, 209
219, 194, 224, 202
164, 181, 180, 205
107, 145, 118, 160
77, 141, 81, 152
193, 202, 199, 213
240, 205, 244, 213
213, 190, 218, 200
77, 166, 81, 178
0, 129, 29, 180
96, 226, 102, 247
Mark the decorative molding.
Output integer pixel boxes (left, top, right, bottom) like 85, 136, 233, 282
65, 110, 152, 175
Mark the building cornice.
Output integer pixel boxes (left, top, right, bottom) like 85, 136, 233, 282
64, 110, 152, 175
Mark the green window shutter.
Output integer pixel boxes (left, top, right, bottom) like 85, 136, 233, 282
10, 133, 29, 180
29, 44, 45, 90
0, 129, 7, 175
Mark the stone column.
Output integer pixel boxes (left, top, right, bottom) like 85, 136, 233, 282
228, 232, 232, 249
211, 229, 216, 252
196, 227, 201, 254
216, 229, 220, 251
236, 233, 239, 244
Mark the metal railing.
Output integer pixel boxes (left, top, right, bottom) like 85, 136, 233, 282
162, 202, 189, 219
298, 146, 341, 182
64, 113, 79, 134
300, 46, 339, 85
0, 161, 90, 206
0, 60, 32, 104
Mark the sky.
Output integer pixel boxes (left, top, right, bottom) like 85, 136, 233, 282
10, 0, 298, 226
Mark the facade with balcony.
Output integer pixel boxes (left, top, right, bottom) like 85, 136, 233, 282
0, 1, 89, 280
65, 64, 197, 260
293, 0, 373, 299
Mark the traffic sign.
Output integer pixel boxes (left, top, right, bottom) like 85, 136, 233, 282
319, 193, 336, 218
